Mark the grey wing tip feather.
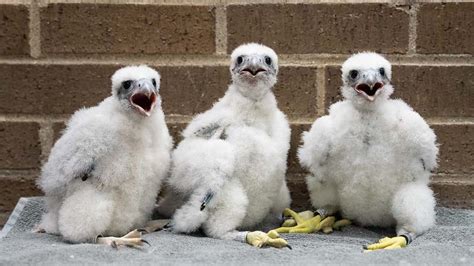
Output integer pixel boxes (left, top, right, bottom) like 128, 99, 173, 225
194, 123, 220, 138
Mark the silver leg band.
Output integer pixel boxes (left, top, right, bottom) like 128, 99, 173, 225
400, 232, 415, 245
314, 208, 329, 219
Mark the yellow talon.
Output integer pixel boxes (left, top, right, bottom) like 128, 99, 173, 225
282, 208, 306, 225
317, 216, 335, 231
246, 231, 289, 249
267, 230, 280, 239
281, 219, 296, 227
288, 227, 313, 234
364, 236, 407, 251
270, 208, 351, 235
281, 210, 314, 227
322, 226, 333, 234
273, 227, 292, 233
333, 219, 351, 230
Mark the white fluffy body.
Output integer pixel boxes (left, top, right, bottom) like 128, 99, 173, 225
37, 65, 172, 243
299, 53, 438, 236
162, 43, 291, 240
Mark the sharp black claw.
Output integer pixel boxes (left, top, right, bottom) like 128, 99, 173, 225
286, 245, 293, 250
163, 222, 172, 229
200, 191, 214, 211
111, 241, 118, 249
141, 239, 151, 246
362, 244, 368, 250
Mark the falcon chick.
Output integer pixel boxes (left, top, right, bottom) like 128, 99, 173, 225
37, 65, 172, 247
284, 52, 438, 251
159, 43, 292, 248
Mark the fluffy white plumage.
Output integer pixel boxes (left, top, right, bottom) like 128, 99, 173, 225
160, 43, 291, 241
298, 52, 438, 237
37, 65, 172, 243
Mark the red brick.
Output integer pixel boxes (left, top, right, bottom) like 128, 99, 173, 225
0, 64, 114, 115
431, 178, 473, 209
0, 64, 229, 116
287, 173, 311, 211
275, 67, 318, 119
0, 174, 41, 212
325, 66, 343, 109
434, 124, 474, 176
52, 122, 66, 142
417, 3, 474, 54
288, 123, 311, 173
41, 4, 216, 55
0, 122, 41, 169
0, 4, 29, 55
228, 3, 409, 54
325, 65, 474, 118
0, 64, 320, 116
161, 66, 319, 117
0, 211, 10, 228
159, 66, 228, 115
166, 121, 187, 146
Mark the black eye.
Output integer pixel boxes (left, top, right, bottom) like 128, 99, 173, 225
236, 56, 243, 65
152, 78, 156, 87
349, 70, 359, 79
265, 56, 272, 65
122, 80, 132, 90
379, 68, 385, 76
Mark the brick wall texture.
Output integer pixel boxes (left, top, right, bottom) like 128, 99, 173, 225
0, 0, 472, 226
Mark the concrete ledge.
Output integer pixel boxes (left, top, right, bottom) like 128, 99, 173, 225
0, 197, 472, 264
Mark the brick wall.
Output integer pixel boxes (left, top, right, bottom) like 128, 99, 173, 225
0, 0, 472, 226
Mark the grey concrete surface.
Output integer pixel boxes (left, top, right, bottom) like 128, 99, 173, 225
0, 197, 472, 265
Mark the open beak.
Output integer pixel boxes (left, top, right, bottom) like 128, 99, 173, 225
240, 57, 267, 77
240, 67, 266, 76
129, 80, 157, 116
354, 82, 384, 102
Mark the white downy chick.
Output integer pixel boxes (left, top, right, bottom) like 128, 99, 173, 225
37, 65, 172, 247
160, 43, 292, 248
298, 52, 438, 250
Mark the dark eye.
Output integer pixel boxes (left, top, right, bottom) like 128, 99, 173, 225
152, 78, 156, 87
236, 56, 243, 65
265, 56, 272, 65
379, 68, 385, 76
122, 80, 133, 90
349, 70, 359, 79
